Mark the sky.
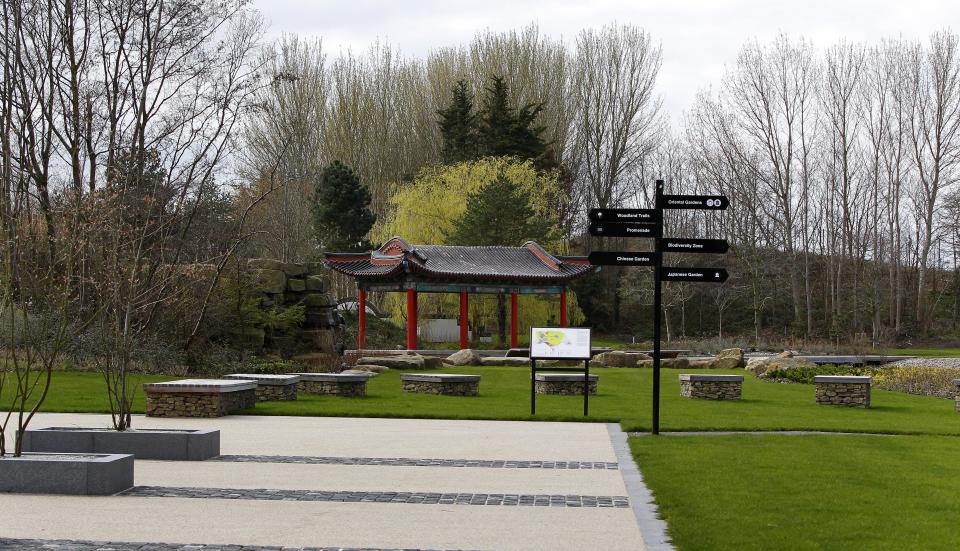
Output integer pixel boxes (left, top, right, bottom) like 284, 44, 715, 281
252, 0, 960, 124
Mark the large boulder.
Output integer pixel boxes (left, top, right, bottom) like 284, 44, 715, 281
304, 275, 327, 291
422, 356, 445, 369
356, 355, 425, 370
341, 369, 376, 377
777, 350, 795, 358
718, 348, 745, 367
637, 358, 690, 369
283, 263, 307, 277
351, 364, 389, 373
746, 356, 816, 377
688, 359, 719, 369
595, 350, 651, 367
444, 348, 483, 366
480, 356, 529, 367
252, 269, 286, 294
247, 258, 284, 271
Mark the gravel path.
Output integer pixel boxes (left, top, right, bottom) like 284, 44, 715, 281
885, 357, 960, 369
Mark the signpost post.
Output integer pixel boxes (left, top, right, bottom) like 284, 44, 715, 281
588, 180, 730, 434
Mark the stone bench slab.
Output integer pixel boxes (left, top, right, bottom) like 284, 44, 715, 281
679, 374, 744, 382
534, 374, 598, 382
224, 374, 300, 386
143, 379, 256, 393
813, 375, 872, 384
293, 372, 372, 382
401, 374, 481, 383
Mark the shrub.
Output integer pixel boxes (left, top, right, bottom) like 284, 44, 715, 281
764, 364, 873, 384
874, 366, 959, 399
242, 357, 304, 375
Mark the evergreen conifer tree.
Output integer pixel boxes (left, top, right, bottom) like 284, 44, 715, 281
477, 76, 551, 166
313, 160, 376, 252
437, 80, 479, 163
447, 173, 552, 246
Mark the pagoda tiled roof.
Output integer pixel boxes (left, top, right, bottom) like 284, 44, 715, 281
324, 237, 594, 284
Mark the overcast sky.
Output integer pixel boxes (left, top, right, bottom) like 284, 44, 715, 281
252, 0, 959, 124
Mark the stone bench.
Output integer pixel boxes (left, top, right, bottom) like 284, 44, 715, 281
224, 374, 300, 401
144, 379, 256, 418
293, 373, 371, 396
953, 379, 959, 413
814, 375, 871, 408
534, 373, 598, 395
679, 374, 743, 400
401, 374, 480, 396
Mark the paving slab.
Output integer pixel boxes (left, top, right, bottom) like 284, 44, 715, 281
135, 459, 629, 495
0, 495, 646, 551
11, 413, 618, 461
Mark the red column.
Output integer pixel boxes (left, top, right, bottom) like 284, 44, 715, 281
406, 288, 418, 351
358, 289, 367, 349
510, 292, 519, 348
560, 289, 568, 327
459, 290, 469, 349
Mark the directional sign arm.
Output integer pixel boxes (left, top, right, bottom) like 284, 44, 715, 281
658, 238, 729, 254
661, 267, 729, 283
659, 194, 729, 210
588, 251, 658, 266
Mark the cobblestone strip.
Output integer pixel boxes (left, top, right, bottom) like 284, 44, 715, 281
211, 454, 619, 470
0, 538, 454, 550
118, 486, 630, 508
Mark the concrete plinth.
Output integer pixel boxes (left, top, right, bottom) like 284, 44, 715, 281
0, 453, 133, 495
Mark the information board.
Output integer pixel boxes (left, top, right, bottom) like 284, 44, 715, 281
529, 327, 592, 360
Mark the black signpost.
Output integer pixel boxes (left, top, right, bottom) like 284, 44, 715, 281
588, 181, 730, 434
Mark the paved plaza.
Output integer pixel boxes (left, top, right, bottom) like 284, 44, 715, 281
0, 414, 668, 550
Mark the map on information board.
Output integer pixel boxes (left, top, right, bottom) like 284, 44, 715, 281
529, 327, 592, 359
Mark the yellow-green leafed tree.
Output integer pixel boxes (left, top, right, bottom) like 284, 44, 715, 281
373, 157, 565, 249
371, 157, 585, 342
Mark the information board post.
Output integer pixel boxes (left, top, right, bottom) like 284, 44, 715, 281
529, 327, 592, 417
652, 180, 664, 435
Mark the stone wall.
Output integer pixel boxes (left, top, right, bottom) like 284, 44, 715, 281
815, 382, 871, 408
680, 379, 742, 400
241, 259, 345, 358
145, 389, 256, 418
401, 380, 479, 396
298, 380, 367, 397
255, 384, 297, 401
953, 379, 960, 413
535, 379, 598, 396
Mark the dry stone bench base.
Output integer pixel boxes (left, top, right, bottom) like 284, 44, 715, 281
955, 379, 960, 412
679, 374, 743, 400
144, 379, 257, 418
534, 374, 598, 395
401, 374, 480, 396
294, 373, 369, 396
815, 376, 871, 408
224, 374, 300, 401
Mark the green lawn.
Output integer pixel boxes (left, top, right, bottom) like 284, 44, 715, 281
630, 434, 960, 550
9, 367, 960, 436
882, 346, 960, 357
